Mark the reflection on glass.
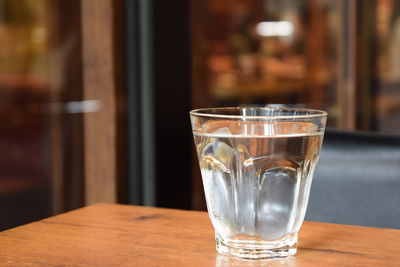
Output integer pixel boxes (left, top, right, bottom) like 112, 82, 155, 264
0, 0, 86, 230
0, 0, 53, 230
193, 0, 400, 133
375, 0, 400, 134
196, 0, 340, 126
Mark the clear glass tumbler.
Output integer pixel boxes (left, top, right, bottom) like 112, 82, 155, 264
190, 107, 327, 259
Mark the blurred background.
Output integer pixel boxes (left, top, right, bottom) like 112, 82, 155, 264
0, 0, 400, 230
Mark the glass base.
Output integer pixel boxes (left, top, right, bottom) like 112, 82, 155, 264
215, 233, 297, 259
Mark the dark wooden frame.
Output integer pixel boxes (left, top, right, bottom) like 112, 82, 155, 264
48, 0, 127, 211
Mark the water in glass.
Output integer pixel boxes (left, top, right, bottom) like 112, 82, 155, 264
193, 120, 323, 258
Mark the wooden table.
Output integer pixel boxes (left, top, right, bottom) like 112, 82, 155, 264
1, 204, 399, 266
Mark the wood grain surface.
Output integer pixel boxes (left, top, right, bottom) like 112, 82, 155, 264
81, 0, 118, 204
1, 204, 399, 266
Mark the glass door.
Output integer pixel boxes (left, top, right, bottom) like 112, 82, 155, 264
0, 0, 126, 230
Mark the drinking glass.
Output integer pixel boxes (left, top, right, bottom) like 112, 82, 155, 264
190, 107, 327, 259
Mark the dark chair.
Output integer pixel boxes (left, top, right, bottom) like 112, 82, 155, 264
305, 128, 400, 229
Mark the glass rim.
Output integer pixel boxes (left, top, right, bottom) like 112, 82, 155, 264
190, 107, 328, 120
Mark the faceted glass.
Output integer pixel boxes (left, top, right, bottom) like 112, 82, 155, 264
190, 107, 327, 259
